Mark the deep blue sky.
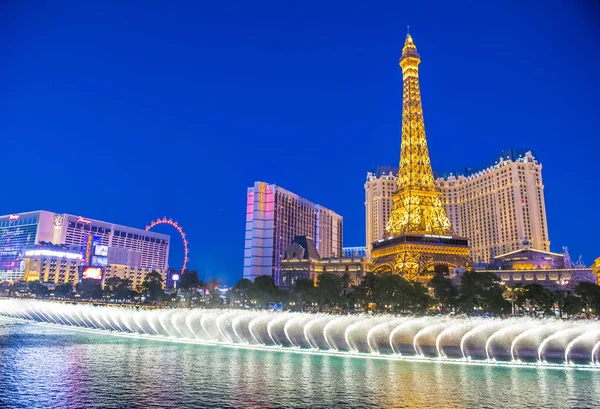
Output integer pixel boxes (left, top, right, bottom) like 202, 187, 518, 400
1, 1, 599, 284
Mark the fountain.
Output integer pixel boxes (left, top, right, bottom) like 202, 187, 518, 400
1, 299, 599, 370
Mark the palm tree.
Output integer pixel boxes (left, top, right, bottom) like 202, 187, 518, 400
341, 272, 351, 294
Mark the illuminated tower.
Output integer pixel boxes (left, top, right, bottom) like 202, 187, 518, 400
371, 32, 470, 280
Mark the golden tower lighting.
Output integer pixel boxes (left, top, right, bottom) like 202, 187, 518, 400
371, 32, 470, 281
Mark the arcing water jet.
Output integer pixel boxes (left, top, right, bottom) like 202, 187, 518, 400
1, 299, 598, 369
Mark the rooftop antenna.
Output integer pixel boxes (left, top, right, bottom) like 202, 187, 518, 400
407, 25, 410, 34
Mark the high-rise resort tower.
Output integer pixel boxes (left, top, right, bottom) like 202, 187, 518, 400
371, 33, 470, 281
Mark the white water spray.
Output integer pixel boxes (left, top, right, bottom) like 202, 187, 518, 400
1, 299, 599, 369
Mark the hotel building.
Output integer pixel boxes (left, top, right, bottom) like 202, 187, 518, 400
365, 151, 550, 264
436, 151, 550, 263
364, 166, 398, 260
244, 181, 343, 284
0, 211, 170, 286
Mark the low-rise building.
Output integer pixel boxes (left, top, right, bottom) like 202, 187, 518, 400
343, 246, 367, 258
280, 236, 369, 288
471, 246, 596, 291
21, 245, 83, 285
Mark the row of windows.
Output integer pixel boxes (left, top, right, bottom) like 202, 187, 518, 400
0, 217, 38, 227
66, 223, 167, 243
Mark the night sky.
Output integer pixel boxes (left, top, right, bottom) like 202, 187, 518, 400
1, 1, 599, 284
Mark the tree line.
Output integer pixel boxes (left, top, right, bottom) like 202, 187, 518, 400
227, 271, 600, 317
24, 269, 600, 317
26, 270, 223, 306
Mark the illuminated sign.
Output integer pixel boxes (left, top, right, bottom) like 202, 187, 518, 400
259, 182, 266, 214
53, 215, 63, 228
8, 214, 19, 221
94, 245, 108, 257
91, 256, 108, 267
424, 234, 453, 239
84, 234, 93, 264
77, 216, 92, 224
82, 266, 103, 280
24, 249, 82, 260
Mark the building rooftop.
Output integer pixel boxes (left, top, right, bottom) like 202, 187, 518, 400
434, 149, 538, 180
372, 166, 399, 178
250, 182, 342, 218
284, 236, 321, 261
0, 210, 169, 240
494, 248, 563, 259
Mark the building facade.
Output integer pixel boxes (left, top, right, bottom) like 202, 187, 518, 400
343, 246, 367, 258
436, 151, 550, 263
366, 151, 551, 265
364, 167, 398, 260
280, 236, 368, 288
0, 212, 46, 281
243, 181, 343, 284
469, 247, 596, 291
0, 211, 170, 286
22, 245, 83, 285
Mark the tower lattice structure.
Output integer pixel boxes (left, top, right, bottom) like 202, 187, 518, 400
372, 33, 470, 281
386, 33, 451, 237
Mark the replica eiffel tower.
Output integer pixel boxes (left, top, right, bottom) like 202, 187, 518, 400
372, 32, 470, 281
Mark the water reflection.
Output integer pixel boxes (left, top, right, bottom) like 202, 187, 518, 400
1, 322, 599, 409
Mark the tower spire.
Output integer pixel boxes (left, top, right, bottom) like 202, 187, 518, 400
386, 33, 452, 237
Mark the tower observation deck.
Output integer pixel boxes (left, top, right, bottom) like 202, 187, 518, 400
371, 33, 470, 281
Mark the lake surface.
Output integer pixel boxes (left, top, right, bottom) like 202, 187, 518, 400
1, 319, 599, 409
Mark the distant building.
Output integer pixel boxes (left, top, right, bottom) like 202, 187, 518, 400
21, 244, 83, 285
364, 168, 398, 260
366, 151, 551, 265
470, 247, 596, 291
436, 151, 550, 263
243, 182, 343, 284
280, 236, 321, 287
280, 236, 368, 288
343, 246, 367, 258
0, 211, 170, 287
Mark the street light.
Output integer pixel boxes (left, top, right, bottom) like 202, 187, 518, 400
172, 274, 180, 292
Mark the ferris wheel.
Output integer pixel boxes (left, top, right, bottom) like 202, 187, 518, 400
146, 217, 189, 272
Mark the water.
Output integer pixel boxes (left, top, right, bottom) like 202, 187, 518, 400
3, 300, 600, 365
1, 320, 600, 408
2, 301, 600, 408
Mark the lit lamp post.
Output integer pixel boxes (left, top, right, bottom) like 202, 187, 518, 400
172, 273, 180, 292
